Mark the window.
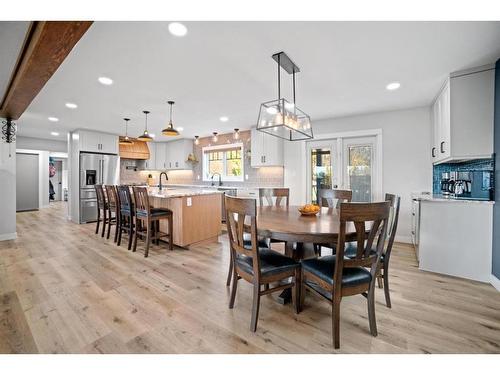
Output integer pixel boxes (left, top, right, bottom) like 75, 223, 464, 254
203, 143, 244, 182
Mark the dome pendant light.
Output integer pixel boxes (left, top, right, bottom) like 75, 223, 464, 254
138, 110, 153, 142
162, 101, 180, 136
119, 118, 134, 145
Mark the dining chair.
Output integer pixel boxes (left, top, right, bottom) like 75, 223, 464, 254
95, 184, 108, 237
300, 200, 390, 349
226, 195, 301, 332
132, 186, 173, 257
104, 185, 120, 242
318, 188, 352, 208
116, 185, 135, 250
315, 189, 353, 255
344, 193, 401, 308
258, 188, 290, 207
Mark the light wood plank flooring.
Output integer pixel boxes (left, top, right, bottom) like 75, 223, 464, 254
1, 202, 500, 353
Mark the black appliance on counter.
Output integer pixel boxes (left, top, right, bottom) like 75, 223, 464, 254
440, 169, 493, 200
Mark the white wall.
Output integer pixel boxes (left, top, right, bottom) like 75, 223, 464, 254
0, 137, 16, 240
16, 136, 67, 153
284, 106, 432, 243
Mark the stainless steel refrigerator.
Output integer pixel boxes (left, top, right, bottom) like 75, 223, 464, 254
79, 152, 119, 223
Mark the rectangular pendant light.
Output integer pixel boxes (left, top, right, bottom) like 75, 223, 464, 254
256, 52, 313, 141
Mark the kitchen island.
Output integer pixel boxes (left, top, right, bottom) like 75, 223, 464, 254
147, 187, 222, 247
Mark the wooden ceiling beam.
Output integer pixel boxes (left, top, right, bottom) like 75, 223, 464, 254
0, 21, 93, 120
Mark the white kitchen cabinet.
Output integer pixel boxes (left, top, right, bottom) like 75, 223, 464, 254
155, 143, 167, 170
418, 199, 493, 282
250, 128, 284, 167
145, 142, 156, 170
431, 65, 494, 164
79, 130, 118, 154
165, 139, 193, 170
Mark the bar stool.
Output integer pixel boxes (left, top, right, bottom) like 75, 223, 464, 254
132, 186, 174, 257
95, 184, 108, 237
116, 185, 135, 250
104, 185, 119, 241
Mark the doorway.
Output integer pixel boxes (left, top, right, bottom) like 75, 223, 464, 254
306, 134, 380, 204
50, 160, 63, 201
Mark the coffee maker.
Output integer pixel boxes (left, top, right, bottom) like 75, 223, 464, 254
440, 172, 456, 196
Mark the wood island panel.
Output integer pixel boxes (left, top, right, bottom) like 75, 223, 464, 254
150, 193, 222, 247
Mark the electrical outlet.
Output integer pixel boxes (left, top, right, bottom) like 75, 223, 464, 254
245, 174, 249, 180
187, 197, 192, 206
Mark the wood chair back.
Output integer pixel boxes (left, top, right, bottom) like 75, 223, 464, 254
117, 185, 134, 214
105, 185, 118, 210
225, 195, 261, 278
335, 201, 390, 286
383, 193, 400, 262
258, 188, 289, 207
318, 189, 352, 208
132, 186, 151, 219
95, 184, 106, 210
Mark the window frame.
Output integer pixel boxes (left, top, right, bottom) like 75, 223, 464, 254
202, 142, 245, 182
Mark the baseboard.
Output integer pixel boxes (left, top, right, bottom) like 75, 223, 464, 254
395, 235, 412, 244
490, 274, 500, 292
0, 232, 17, 241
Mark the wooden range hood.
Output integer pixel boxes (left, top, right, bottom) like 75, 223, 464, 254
119, 138, 150, 160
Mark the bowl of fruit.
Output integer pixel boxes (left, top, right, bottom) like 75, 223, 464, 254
298, 204, 320, 216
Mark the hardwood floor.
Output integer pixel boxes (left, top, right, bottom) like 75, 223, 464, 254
1, 202, 500, 353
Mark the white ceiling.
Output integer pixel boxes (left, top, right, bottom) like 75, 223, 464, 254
0, 21, 30, 105
16, 21, 500, 141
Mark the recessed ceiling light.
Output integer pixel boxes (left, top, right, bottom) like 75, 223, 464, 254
386, 82, 401, 91
177, 127, 184, 132
168, 22, 188, 37
51, 132, 59, 136
219, 116, 229, 122
48, 117, 59, 122
65, 102, 78, 109
98, 76, 113, 85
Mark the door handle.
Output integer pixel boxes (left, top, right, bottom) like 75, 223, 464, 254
432, 147, 436, 158
440, 141, 445, 153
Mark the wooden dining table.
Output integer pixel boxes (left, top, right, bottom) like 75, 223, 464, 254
256, 205, 359, 304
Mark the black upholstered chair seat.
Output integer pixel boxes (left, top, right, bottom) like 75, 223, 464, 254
150, 207, 173, 217
242, 232, 270, 249
301, 255, 372, 287
344, 243, 384, 262
236, 249, 299, 277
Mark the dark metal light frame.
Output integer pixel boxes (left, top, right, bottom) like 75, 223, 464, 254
256, 51, 313, 141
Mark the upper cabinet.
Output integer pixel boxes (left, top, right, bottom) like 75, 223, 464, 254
250, 127, 284, 167
78, 130, 119, 154
151, 139, 193, 170
431, 65, 495, 164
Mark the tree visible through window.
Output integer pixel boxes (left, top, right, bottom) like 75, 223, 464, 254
203, 145, 244, 181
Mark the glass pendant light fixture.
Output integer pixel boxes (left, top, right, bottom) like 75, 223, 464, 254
256, 51, 313, 141
212, 132, 218, 142
119, 118, 134, 145
137, 110, 153, 142
194, 135, 200, 145
162, 100, 180, 136
233, 128, 240, 140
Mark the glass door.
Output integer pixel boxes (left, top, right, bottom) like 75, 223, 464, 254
307, 140, 337, 204
343, 137, 376, 202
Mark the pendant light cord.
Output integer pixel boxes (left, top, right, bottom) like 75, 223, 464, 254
277, 53, 281, 107
169, 103, 173, 127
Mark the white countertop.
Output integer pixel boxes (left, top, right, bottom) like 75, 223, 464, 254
147, 187, 222, 198
153, 183, 283, 191
412, 192, 494, 205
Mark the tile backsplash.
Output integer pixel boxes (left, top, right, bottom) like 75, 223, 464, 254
120, 130, 284, 187
432, 157, 495, 194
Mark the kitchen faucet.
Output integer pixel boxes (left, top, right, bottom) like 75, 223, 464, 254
211, 173, 222, 187
158, 172, 169, 191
